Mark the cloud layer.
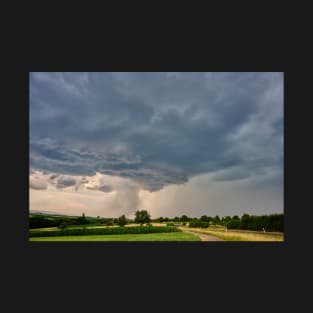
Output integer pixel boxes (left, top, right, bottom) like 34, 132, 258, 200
30, 72, 283, 193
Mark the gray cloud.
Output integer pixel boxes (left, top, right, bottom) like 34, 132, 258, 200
55, 176, 77, 188
29, 177, 48, 190
30, 72, 284, 191
87, 185, 113, 193
212, 167, 252, 182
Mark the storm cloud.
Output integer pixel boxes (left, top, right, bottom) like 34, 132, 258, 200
29, 170, 143, 217
30, 72, 283, 192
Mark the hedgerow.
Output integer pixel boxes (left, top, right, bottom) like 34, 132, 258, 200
29, 226, 181, 237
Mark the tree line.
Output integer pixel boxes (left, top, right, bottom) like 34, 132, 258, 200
29, 210, 152, 229
152, 213, 283, 232
29, 210, 283, 232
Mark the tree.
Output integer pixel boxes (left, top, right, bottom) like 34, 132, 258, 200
227, 218, 241, 229
105, 219, 114, 226
200, 215, 209, 222
134, 210, 151, 225
241, 213, 250, 229
181, 215, 189, 222
117, 214, 127, 227
77, 212, 88, 225
222, 216, 231, 224
214, 215, 220, 225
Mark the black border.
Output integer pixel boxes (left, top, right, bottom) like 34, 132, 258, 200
25, 71, 289, 266
6, 44, 301, 307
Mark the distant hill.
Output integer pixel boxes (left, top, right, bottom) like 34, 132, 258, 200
29, 210, 99, 218
29, 210, 75, 216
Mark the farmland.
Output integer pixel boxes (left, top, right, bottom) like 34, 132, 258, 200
29, 232, 200, 241
181, 226, 283, 241
28, 211, 284, 242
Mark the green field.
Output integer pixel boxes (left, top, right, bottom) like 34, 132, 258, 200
29, 232, 201, 241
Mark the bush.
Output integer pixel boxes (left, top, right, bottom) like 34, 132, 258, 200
166, 222, 174, 226
200, 222, 209, 228
58, 221, 69, 230
29, 216, 59, 228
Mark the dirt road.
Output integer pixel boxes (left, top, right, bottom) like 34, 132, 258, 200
182, 229, 223, 241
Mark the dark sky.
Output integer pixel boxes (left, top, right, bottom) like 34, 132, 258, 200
29, 72, 284, 217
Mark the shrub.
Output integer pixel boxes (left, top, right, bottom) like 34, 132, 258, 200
166, 222, 174, 226
58, 221, 69, 230
29, 216, 58, 228
200, 222, 209, 228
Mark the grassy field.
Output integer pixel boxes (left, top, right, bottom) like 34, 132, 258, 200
181, 227, 284, 241
29, 232, 201, 241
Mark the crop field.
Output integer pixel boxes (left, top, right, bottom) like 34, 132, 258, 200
29, 232, 201, 241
